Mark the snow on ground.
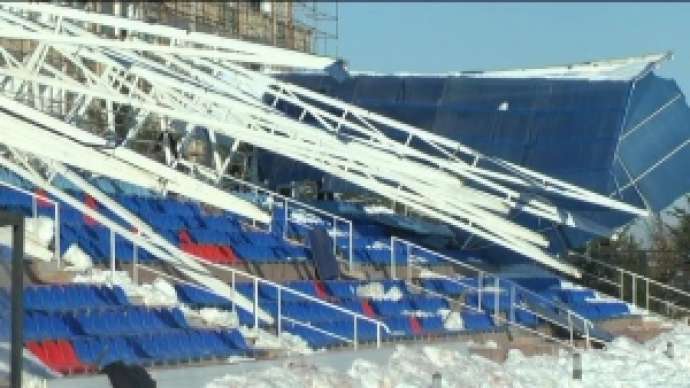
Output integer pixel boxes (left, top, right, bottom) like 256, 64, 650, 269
206, 323, 690, 388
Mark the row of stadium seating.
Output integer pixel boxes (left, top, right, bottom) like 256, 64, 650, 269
27, 328, 248, 373
20, 281, 252, 374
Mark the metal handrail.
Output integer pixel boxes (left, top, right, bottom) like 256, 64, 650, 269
405, 281, 579, 350
571, 252, 690, 316
392, 236, 598, 348
137, 264, 361, 347
137, 254, 389, 349
573, 252, 690, 300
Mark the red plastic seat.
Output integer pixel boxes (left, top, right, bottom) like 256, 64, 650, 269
56, 340, 88, 374
314, 281, 330, 299
183, 242, 242, 265
83, 195, 98, 225
178, 229, 193, 244
26, 341, 48, 363
409, 317, 423, 335
361, 300, 377, 318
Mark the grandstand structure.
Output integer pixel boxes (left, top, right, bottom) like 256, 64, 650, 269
0, 3, 689, 387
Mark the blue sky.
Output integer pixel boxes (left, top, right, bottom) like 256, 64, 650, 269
331, 3, 690, 95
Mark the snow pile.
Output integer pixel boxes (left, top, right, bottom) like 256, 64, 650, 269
207, 323, 690, 388
73, 268, 177, 306
439, 309, 464, 331
366, 240, 389, 250
363, 205, 395, 215
62, 244, 93, 271
289, 209, 324, 226
25, 217, 54, 248
356, 282, 402, 301
196, 307, 240, 328
239, 326, 312, 354
0, 218, 54, 262
138, 278, 179, 306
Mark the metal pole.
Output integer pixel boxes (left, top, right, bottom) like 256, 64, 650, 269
376, 324, 381, 349
585, 320, 590, 349
277, 287, 282, 337
353, 316, 358, 350
646, 279, 650, 310
110, 228, 116, 280
620, 270, 624, 300
268, 194, 273, 233
390, 237, 396, 279
31, 195, 37, 218
632, 275, 637, 306
510, 285, 515, 323
494, 277, 500, 320
231, 271, 236, 313
406, 243, 412, 283
332, 216, 337, 257
10, 216, 25, 388
53, 203, 60, 266
567, 311, 573, 346
253, 277, 259, 329
478, 272, 483, 312
348, 221, 353, 272
283, 199, 288, 240
132, 240, 139, 285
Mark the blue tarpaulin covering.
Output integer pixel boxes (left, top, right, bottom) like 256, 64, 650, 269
265, 59, 690, 260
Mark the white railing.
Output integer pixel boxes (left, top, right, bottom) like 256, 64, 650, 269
390, 236, 601, 349
137, 261, 389, 350
571, 252, 690, 318
0, 180, 61, 265
217, 173, 355, 270
405, 280, 580, 351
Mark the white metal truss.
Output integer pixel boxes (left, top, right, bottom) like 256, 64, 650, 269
0, 4, 652, 277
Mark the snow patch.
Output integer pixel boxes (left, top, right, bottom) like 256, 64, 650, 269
356, 282, 402, 301
439, 309, 464, 331
239, 326, 313, 355
62, 244, 93, 271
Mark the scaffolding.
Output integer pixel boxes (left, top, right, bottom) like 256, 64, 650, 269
44, 1, 339, 56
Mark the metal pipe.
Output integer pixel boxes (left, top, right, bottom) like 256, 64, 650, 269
277, 287, 282, 337
253, 277, 259, 329
53, 203, 60, 266
390, 237, 396, 279
283, 198, 288, 240
494, 277, 500, 320
353, 316, 358, 350
348, 221, 353, 271
110, 228, 116, 280
132, 239, 138, 285
376, 324, 381, 349
478, 272, 483, 312
231, 271, 236, 313
567, 312, 573, 346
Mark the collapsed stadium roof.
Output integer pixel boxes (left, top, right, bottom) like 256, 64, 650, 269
0, 3, 664, 278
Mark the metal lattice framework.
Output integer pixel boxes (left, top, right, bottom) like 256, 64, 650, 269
0, 3, 650, 277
